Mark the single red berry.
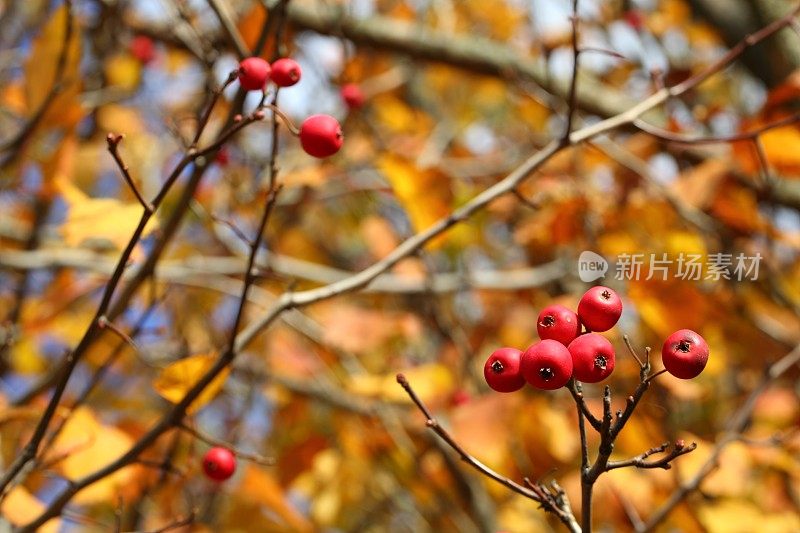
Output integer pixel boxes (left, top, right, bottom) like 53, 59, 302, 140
299, 114, 343, 158
483, 347, 525, 393
624, 10, 645, 31
215, 146, 230, 166
341, 83, 365, 109
521, 340, 573, 390
238, 57, 271, 91
567, 333, 615, 383
577, 286, 622, 332
202, 447, 236, 482
450, 389, 471, 406
537, 304, 582, 345
270, 58, 302, 87
130, 35, 155, 64
661, 329, 709, 379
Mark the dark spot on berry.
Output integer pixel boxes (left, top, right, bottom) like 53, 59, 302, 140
539, 367, 554, 381
540, 315, 556, 328
491, 360, 504, 374
601, 290, 611, 300
594, 355, 607, 370
677, 340, 691, 352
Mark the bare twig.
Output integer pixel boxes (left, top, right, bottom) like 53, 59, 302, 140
179, 424, 275, 467
563, 0, 580, 143
106, 133, 153, 213
206, 0, 249, 59
606, 440, 697, 471
397, 373, 582, 533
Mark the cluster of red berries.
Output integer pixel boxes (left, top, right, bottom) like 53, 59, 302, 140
202, 446, 236, 482
483, 286, 710, 393
237, 57, 344, 158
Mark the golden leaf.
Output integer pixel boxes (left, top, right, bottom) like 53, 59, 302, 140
105, 54, 142, 91
241, 465, 314, 532
153, 353, 230, 413
44, 406, 137, 505
9, 336, 45, 374
378, 154, 452, 248
56, 176, 158, 250
350, 363, 454, 406
24, 4, 81, 112
0, 487, 60, 532
698, 499, 800, 533
757, 126, 800, 174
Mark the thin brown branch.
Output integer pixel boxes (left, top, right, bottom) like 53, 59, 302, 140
606, 440, 697, 471
179, 423, 275, 467
396, 374, 582, 533
622, 335, 645, 369
106, 133, 153, 213
206, 0, 249, 59
563, 0, 580, 143
191, 70, 239, 147
634, 110, 800, 145
567, 379, 602, 432
96, 316, 140, 353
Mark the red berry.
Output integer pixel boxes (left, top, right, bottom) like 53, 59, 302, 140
537, 304, 582, 345
215, 146, 230, 166
299, 114, 343, 158
567, 333, 615, 383
450, 389, 471, 406
483, 347, 525, 393
270, 58, 302, 87
577, 286, 622, 332
624, 10, 645, 31
130, 35, 155, 64
521, 340, 573, 390
661, 329, 709, 379
202, 447, 236, 482
238, 57, 271, 91
341, 83, 365, 109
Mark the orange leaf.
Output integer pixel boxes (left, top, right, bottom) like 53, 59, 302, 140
0, 487, 60, 532
153, 353, 230, 413
44, 406, 137, 505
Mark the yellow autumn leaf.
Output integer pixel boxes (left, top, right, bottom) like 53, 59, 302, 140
698, 498, 800, 533
0, 487, 60, 532
153, 353, 230, 413
25, 4, 81, 112
378, 154, 452, 249
372, 95, 429, 133
105, 54, 142, 91
56, 176, 158, 250
758, 126, 800, 173
349, 363, 454, 406
45, 406, 137, 505
240, 465, 314, 532
9, 336, 46, 374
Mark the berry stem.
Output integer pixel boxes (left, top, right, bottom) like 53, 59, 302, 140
191, 70, 239, 148
261, 103, 300, 135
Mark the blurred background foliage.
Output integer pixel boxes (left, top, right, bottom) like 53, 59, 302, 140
0, 0, 799, 531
